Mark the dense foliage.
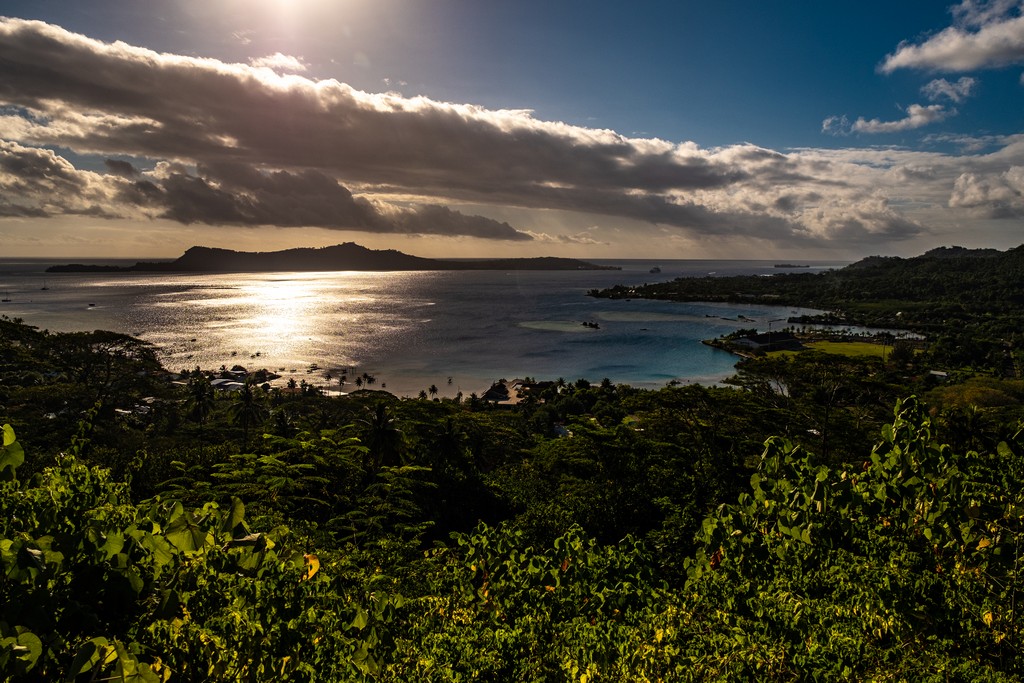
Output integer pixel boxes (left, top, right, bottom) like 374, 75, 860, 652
3, 309, 1024, 680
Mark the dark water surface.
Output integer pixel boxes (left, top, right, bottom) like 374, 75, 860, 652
0, 259, 844, 397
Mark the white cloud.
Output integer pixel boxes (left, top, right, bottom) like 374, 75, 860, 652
822, 115, 852, 136
526, 228, 609, 245
952, 0, 1023, 29
921, 76, 978, 102
881, 3, 1024, 73
851, 104, 954, 134
949, 166, 1024, 216
249, 53, 308, 73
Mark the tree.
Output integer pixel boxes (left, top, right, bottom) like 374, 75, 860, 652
184, 375, 215, 450
428, 384, 439, 400
359, 402, 405, 471
228, 380, 268, 450
687, 396, 1024, 679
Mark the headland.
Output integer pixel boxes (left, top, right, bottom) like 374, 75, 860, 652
46, 243, 620, 273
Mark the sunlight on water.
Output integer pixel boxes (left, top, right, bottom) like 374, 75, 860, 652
0, 261, 846, 396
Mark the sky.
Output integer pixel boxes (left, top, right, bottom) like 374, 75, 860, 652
1, 0, 1023, 260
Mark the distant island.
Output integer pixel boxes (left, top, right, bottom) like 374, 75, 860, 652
46, 243, 620, 273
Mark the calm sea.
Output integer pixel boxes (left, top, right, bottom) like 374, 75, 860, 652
0, 259, 845, 397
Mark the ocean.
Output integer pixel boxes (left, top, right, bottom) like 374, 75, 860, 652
0, 259, 845, 397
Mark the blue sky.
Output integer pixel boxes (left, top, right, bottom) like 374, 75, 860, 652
1, 0, 1023, 259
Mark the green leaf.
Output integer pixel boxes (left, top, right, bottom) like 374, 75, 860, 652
101, 531, 126, 559
113, 640, 160, 683
350, 607, 369, 630
123, 568, 144, 595
140, 533, 176, 569
881, 423, 895, 443
0, 424, 24, 477
66, 637, 110, 681
11, 628, 42, 670
165, 511, 211, 553
222, 497, 247, 538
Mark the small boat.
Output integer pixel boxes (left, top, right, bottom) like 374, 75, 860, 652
88, 303, 95, 307
1, 291, 10, 302
40, 281, 49, 291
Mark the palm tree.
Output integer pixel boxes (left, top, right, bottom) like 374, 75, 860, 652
359, 402, 405, 470
228, 380, 268, 450
428, 416, 469, 474
355, 376, 364, 389
185, 375, 215, 450
428, 384, 439, 400
418, 389, 428, 400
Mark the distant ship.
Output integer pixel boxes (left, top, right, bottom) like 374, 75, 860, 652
774, 263, 810, 268
649, 266, 661, 273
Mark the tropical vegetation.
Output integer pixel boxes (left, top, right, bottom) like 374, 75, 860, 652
3, 244, 1024, 681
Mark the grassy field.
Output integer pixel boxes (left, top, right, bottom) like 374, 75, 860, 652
769, 340, 888, 359
804, 340, 887, 357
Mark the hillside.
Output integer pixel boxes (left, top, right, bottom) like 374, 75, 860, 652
591, 244, 1024, 336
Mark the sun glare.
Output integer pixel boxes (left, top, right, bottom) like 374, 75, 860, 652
227, 277, 325, 360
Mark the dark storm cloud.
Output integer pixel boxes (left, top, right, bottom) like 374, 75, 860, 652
124, 162, 533, 239
104, 159, 139, 177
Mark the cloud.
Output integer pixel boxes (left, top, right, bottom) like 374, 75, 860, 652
0, 20, 750, 227
0, 141, 534, 240
0, 140, 118, 217
526, 228, 610, 246
822, 115, 852, 136
881, 2, 1024, 73
949, 166, 1024, 216
104, 159, 139, 177
921, 76, 978, 102
851, 104, 954, 134
1, 16, 1020, 251
250, 53, 308, 73
953, 0, 1023, 29
129, 161, 536, 239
